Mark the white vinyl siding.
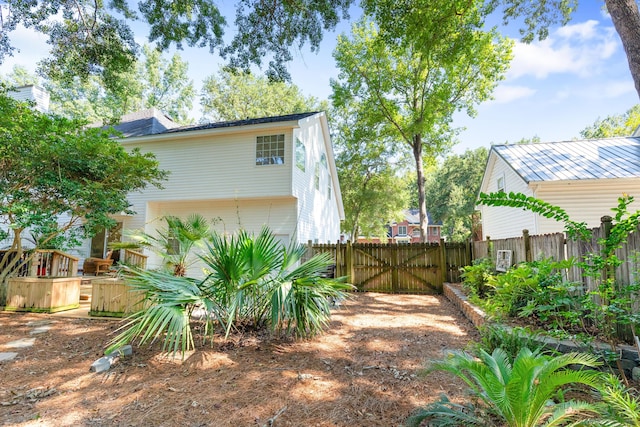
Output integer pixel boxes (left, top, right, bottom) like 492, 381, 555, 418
143, 198, 297, 276
534, 179, 640, 233
480, 154, 536, 240
291, 117, 342, 243
124, 128, 293, 204
480, 153, 640, 240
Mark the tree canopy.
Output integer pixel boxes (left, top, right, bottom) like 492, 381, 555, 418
331, 1, 512, 241
580, 104, 640, 139
0, 91, 168, 301
424, 148, 488, 242
46, 45, 195, 125
0, 0, 351, 89
331, 102, 409, 240
200, 68, 326, 121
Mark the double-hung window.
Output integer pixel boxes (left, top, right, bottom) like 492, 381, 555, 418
256, 134, 285, 165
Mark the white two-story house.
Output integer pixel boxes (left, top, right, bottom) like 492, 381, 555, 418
84, 109, 344, 272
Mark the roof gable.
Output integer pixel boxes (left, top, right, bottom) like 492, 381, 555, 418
492, 137, 640, 183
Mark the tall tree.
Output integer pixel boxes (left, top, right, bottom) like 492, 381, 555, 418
200, 68, 326, 121
46, 45, 195, 124
0, 91, 167, 305
424, 148, 488, 242
0, 65, 39, 87
580, 104, 640, 138
0, 0, 351, 87
331, 1, 512, 241
489, 0, 640, 99
332, 102, 409, 240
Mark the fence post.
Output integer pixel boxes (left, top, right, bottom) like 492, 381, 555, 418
391, 245, 399, 293
439, 239, 446, 290
523, 229, 532, 262
306, 240, 313, 263
486, 236, 492, 263
345, 240, 354, 287
601, 215, 615, 283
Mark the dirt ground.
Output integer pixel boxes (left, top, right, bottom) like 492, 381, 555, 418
0, 292, 478, 427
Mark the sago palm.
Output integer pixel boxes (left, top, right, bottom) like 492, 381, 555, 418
408, 348, 604, 427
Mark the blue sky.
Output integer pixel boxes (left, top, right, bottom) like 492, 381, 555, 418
2, 2, 638, 154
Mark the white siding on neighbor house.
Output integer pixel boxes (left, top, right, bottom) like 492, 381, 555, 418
8, 85, 50, 112
292, 118, 341, 244
480, 154, 537, 240
140, 198, 297, 275
534, 178, 640, 233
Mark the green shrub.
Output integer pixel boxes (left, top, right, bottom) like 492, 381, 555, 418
471, 323, 548, 360
460, 257, 494, 298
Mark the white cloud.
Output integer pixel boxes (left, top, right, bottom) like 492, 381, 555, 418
556, 20, 598, 39
490, 85, 536, 103
507, 20, 619, 80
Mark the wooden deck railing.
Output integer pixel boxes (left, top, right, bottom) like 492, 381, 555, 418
0, 249, 79, 277
122, 249, 148, 269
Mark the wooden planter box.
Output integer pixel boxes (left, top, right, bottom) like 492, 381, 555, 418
6, 277, 81, 313
90, 278, 146, 317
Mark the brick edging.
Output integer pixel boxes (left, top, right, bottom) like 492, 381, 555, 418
443, 282, 486, 328
443, 282, 640, 378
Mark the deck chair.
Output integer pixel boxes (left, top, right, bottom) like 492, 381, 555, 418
83, 250, 114, 275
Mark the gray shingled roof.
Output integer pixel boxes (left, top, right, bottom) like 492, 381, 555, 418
166, 112, 318, 134
493, 137, 640, 183
110, 108, 180, 137
111, 111, 319, 137
404, 209, 441, 225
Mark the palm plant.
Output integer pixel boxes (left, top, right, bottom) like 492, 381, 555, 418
408, 348, 604, 427
106, 268, 222, 355
593, 373, 640, 426
107, 226, 352, 355
200, 226, 353, 338
115, 214, 212, 276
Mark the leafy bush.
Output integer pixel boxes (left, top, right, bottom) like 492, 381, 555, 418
471, 324, 548, 361
460, 257, 494, 298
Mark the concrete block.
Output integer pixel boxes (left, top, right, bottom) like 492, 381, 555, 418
5, 338, 35, 348
0, 352, 18, 362
89, 345, 133, 373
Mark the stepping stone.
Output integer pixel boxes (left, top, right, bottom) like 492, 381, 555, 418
5, 338, 36, 349
26, 320, 53, 327
0, 352, 18, 362
30, 325, 51, 335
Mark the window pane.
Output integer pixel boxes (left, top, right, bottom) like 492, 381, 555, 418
256, 134, 285, 166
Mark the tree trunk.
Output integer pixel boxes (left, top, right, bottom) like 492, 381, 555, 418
606, 0, 640, 98
412, 135, 428, 242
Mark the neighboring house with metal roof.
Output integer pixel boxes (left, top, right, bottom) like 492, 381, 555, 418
478, 137, 640, 240
81, 110, 344, 275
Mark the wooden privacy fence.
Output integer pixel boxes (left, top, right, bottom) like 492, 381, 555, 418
472, 216, 640, 290
304, 240, 471, 294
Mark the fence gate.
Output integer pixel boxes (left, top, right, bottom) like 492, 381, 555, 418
349, 243, 443, 293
